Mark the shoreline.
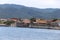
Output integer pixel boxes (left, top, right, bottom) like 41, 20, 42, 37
0, 26, 60, 30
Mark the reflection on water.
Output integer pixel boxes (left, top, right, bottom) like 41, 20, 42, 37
0, 27, 60, 40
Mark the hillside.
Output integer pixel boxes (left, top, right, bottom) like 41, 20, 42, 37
0, 4, 60, 19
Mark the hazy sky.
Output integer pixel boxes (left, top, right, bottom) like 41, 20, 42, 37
0, 0, 60, 8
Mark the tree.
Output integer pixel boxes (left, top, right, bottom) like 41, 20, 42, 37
0, 20, 3, 24
30, 17, 36, 24
52, 18, 58, 22
4, 20, 15, 26
19, 18, 23, 23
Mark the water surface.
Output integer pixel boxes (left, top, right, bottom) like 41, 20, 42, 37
0, 27, 60, 40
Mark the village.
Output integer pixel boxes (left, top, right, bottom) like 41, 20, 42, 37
0, 18, 60, 29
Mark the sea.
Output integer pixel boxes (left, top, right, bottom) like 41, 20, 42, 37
0, 27, 60, 40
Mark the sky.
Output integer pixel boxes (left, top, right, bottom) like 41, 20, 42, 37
0, 0, 60, 8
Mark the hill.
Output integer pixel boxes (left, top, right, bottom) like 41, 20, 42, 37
0, 4, 60, 19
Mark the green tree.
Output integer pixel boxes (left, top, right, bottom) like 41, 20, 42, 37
52, 18, 58, 22
30, 17, 36, 24
4, 21, 15, 25
0, 20, 2, 24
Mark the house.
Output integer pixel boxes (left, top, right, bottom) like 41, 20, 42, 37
55, 20, 60, 27
22, 19, 30, 24
0, 18, 7, 22
28, 19, 48, 28
9, 18, 19, 22
47, 20, 59, 27
36, 19, 47, 26
0, 18, 8, 24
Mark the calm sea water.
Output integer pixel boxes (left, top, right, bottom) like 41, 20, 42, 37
0, 27, 60, 40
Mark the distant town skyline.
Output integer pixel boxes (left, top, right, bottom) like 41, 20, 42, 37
0, 0, 60, 8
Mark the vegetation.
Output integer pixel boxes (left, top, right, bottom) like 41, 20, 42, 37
30, 18, 36, 23
52, 18, 58, 22
4, 21, 15, 25
0, 4, 60, 19
0, 20, 3, 24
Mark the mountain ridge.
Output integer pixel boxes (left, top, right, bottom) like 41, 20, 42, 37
0, 4, 60, 19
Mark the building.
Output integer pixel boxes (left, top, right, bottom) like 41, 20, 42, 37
36, 19, 47, 26
55, 20, 60, 27
0, 18, 7, 21
47, 20, 59, 27
9, 18, 20, 22
22, 19, 30, 24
